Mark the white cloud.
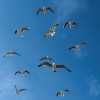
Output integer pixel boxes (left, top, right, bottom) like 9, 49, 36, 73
89, 79, 100, 96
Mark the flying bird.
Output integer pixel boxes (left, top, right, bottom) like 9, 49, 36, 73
68, 41, 87, 51
36, 6, 54, 15
56, 89, 71, 97
44, 23, 59, 38
14, 85, 27, 96
14, 26, 30, 37
38, 61, 72, 72
64, 20, 77, 30
15, 69, 30, 77
3, 51, 21, 57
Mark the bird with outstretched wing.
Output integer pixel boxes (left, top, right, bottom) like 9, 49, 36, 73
56, 89, 71, 97
3, 51, 21, 57
14, 26, 30, 37
15, 69, 30, 76
36, 6, 54, 15
44, 23, 59, 38
14, 85, 27, 96
68, 41, 87, 51
64, 20, 77, 29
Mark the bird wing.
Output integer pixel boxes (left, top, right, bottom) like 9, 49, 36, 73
3, 52, 15, 57
14, 52, 21, 56
38, 62, 52, 67
50, 23, 59, 31
4, 52, 21, 56
23, 70, 30, 74
64, 89, 70, 92
47, 7, 54, 13
64, 89, 71, 94
36, 8, 42, 14
64, 22, 69, 28
21, 27, 29, 32
19, 89, 27, 92
40, 56, 53, 61
15, 28, 22, 34
14, 29, 17, 34
15, 71, 21, 75
56, 92, 60, 96
68, 46, 76, 50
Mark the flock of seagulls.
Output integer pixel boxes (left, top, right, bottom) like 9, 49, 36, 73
2, 0, 88, 98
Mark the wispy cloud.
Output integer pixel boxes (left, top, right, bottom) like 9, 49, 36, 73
52, 0, 87, 22
89, 79, 100, 96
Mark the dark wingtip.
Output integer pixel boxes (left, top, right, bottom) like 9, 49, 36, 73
68, 47, 71, 50
14, 30, 17, 34
68, 69, 72, 72
54, 70, 56, 72
38, 64, 41, 67
65, 67, 72, 72
64, 24, 66, 29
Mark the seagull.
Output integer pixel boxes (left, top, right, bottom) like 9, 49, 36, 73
14, 26, 30, 37
36, 6, 54, 15
44, 30, 56, 38
3, 51, 21, 57
56, 89, 71, 97
44, 23, 59, 38
68, 41, 87, 51
40, 56, 53, 62
14, 85, 27, 96
38, 61, 72, 72
64, 20, 77, 30
15, 69, 30, 77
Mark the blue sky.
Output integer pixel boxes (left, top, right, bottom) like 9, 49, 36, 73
0, 0, 100, 100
